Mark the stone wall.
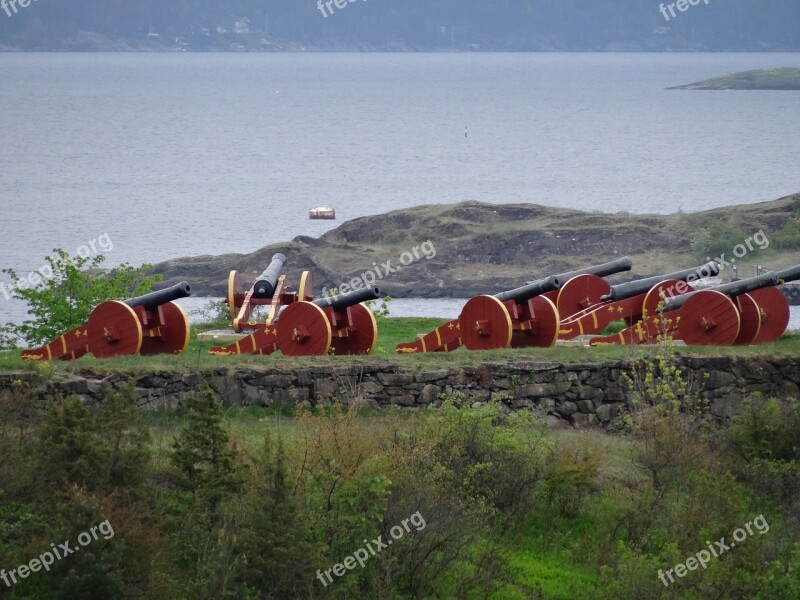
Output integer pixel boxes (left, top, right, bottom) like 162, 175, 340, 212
2, 356, 798, 427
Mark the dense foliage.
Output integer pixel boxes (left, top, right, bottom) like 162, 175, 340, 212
0, 249, 160, 348
1, 357, 799, 598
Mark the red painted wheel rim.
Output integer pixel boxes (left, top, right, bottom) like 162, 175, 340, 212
734, 293, 762, 345
748, 286, 790, 344
276, 302, 332, 356
510, 295, 560, 348
86, 301, 143, 358
331, 304, 378, 355
556, 274, 610, 321
459, 295, 513, 351
139, 302, 191, 355
676, 290, 740, 346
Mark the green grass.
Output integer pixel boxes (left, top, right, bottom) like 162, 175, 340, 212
2, 318, 800, 375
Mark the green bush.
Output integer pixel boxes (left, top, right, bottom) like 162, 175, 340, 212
772, 218, 800, 249
0, 249, 160, 348
690, 223, 748, 261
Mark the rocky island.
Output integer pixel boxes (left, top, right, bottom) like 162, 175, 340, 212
152, 194, 800, 298
669, 68, 800, 90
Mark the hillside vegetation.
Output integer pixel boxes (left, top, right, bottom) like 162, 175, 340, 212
153, 193, 800, 298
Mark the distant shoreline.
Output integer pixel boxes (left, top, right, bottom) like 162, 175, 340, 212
669, 68, 800, 90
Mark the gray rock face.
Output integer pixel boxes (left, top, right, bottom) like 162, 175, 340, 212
2, 355, 796, 429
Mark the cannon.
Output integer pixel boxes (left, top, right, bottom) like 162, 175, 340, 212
557, 261, 720, 340
226, 253, 298, 332
21, 282, 192, 360
590, 264, 800, 346
396, 258, 632, 353
212, 278, 381, 357
211, 257, 315, 356
276, 286, 381, 356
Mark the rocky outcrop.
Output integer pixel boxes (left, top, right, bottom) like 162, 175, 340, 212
149, 195, 800, 298
3, 356, 798, 428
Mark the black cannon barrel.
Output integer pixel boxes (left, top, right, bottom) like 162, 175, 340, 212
494, 275, 561, 303
602, 261, 721, 302
123, 281, 191, 311
498, 258, 632, 304
253, 253, 287, 299
554, 257, 633, 283
663, 272, 778, 313
312, 286, 381, 312
775, 264, 800, 284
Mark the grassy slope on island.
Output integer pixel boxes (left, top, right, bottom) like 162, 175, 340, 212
669, 68, 800, 90
152, 193, 800, 298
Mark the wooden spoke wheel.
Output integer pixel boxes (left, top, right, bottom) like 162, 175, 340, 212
139, 302, 191, 355
510, 295, 560, 348
556, 275, 610, 321
459, 295, 513, 351
642, 279, 692, 318
227, 270, 241, 322
675, 290, 740, 346
734, 293, 762, 345
748, 286, 790, 344
86, 301, 143, 358
276, 302, 332, 356
331, 304, 378, 355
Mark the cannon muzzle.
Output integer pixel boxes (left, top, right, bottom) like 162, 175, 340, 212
499, 258, 632, 304
123, 281, 191, 311
602, 261, 721, 302
775, 264, 800, 285
253, 253, 287, 299
494, 275, 561, 303
555, 257, 633, 282
313, 286, 381, 312
663, 272, 778, 313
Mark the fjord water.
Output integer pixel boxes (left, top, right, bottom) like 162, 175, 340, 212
1, 52, 799, 325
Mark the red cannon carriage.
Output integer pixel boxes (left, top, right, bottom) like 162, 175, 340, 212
558, 261, 720, 340
396, 257, 633, 353
589, 264, 800, 346
211, 251, 381, 356
21, 282, 192, 360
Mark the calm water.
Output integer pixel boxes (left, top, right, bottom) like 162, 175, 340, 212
1, 52, 799, 326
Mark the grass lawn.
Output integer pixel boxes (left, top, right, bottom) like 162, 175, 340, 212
2, 318, 799, 375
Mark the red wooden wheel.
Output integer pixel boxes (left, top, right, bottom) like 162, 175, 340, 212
676, 290, 740, 346
555, 275, 610, 321
734, 293, 762, 345
642, 279, 692, 318
459, 295, 513, 351
511, 295, 560, 348
331, 303, 378, 355
276, 301, 332, 356
86, 301, 143, 358
748, 286, 790, 344
139, 302, 191, 355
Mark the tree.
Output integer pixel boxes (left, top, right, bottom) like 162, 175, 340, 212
0, 248, 161, 348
